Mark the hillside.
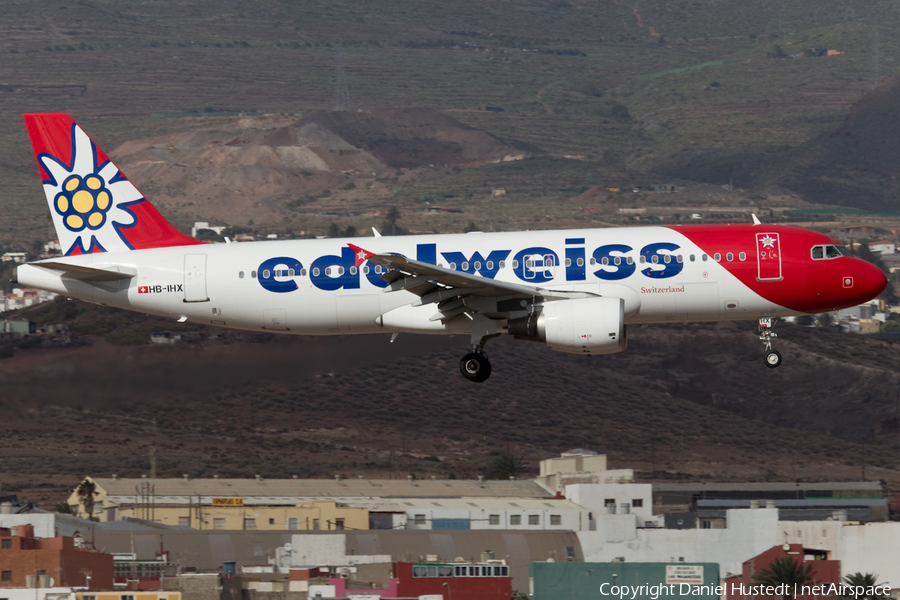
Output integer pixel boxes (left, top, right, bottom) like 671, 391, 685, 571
108, 108, 534, 227
4, 1, 900, 245
1, 300, 899, 508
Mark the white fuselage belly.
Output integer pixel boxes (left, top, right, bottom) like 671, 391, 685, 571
17, 227, 797, 334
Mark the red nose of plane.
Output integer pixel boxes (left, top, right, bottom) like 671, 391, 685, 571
851, 259, 888, 305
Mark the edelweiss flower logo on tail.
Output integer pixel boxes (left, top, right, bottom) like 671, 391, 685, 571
38, 123, 142, 255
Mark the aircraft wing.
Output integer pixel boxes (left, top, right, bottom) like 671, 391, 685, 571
349, 244, 594, 323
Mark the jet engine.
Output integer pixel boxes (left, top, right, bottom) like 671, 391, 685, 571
508, 296, 626, 355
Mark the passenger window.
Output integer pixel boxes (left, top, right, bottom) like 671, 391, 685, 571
474, 261, 481, 270
338, 267, 344, 275
702, 254, 708, 262
689, 255, 695, 262
726, 252, 733, 262
565, 258, 572, 267
288, 269, 295, 277
312, 268, 320, 277
449, 263, 457, 270
714, 253, 721, 262
639, 256, 646, 264
301, 268, 307, 276
626, 257, 634, 265
499, 261, 505, 269
239, 271, 244, 278
374, 265, 383, 274
613, 257, 620, 266
676, 255, 683, 263
462, 262, 469, 270
738, 252, 746, 261
651, 255, 658, 264
577, 258, 584, 267
486, 261, 494, 270
349, 266, 357, 275
589, 257, 596, 265
601, 257, 609, 266
812, 246, 824, 260
262, 269, 271, 279
362, 266, 369, 274
663, 254, 671, 264
325, 267, 331, 276
512, 260, 519, 269
251, 270, 257, 278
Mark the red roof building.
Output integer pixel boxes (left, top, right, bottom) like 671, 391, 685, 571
0, 525, 113, 589
725, 544, 840, 600
395, 560, 512, 600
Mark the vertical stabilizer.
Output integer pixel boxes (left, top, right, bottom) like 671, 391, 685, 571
23, 113, 203, 255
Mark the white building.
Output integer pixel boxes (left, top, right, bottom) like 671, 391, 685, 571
577, 506, 900, 592
868, 241, 895, 255
395, 497, 587, 531
564, 483, 656, 530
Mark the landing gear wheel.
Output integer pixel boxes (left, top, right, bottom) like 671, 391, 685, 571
765, 350, 782, 369
460, 352, 492, 383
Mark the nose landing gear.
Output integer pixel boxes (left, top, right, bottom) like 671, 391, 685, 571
759, 317, 782, 368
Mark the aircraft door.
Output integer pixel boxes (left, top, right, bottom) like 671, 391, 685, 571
183, 254, 209, 302
756, 232, 783, 281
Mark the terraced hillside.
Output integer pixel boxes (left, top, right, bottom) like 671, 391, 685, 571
4, 1, 900, 246
1, 298, 899, 507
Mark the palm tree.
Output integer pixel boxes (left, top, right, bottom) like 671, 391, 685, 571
841, 573, 889, 600
752, 557, 814, 600
76, 478, 98, 521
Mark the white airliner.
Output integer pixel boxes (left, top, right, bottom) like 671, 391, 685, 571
15, 113, 887, 382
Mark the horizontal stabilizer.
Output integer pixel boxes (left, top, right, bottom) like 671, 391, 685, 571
32, 261, 136, 282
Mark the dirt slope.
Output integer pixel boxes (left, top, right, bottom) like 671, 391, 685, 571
110, 109, 534, 227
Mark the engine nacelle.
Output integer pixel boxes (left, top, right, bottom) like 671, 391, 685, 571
509, 296, 626, 355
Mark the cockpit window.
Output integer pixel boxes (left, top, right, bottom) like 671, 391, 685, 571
811, 244, 849, 260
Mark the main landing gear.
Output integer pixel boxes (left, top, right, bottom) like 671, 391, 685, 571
459, 314, 500, 383
759, 317, 782, 369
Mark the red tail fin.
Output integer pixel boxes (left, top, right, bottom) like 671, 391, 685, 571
23, 113, 203, 255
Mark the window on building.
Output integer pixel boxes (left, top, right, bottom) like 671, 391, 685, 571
243, 518, 256, 530
178, 516, 190, 527
528, 514, 540, 525
214, 518, 225, 530
414, 514, 426, 525
335, 518, 345, 530
489, 514, 500, 526
550, 515, 562, 526
510, 514, 521, 525
83, 596, 96, 600
701, 520, 712, 529
632, 499, 644, 508
268, 518, 275, 525
1, 539, 10, 549
1, 571, 11, 582
122, 595, 135, 600
605, 499, 616, 514
287, 518, 298, 530
313, 519, 320, 530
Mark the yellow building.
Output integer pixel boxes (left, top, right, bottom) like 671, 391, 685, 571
66, 478, 369, 530
296, 501, 368, 531
75, 593, 180, 600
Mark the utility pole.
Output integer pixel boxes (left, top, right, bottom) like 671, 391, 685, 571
333, 41, 350, 110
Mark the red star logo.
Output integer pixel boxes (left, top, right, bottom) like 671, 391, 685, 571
347, 243, 375, 267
